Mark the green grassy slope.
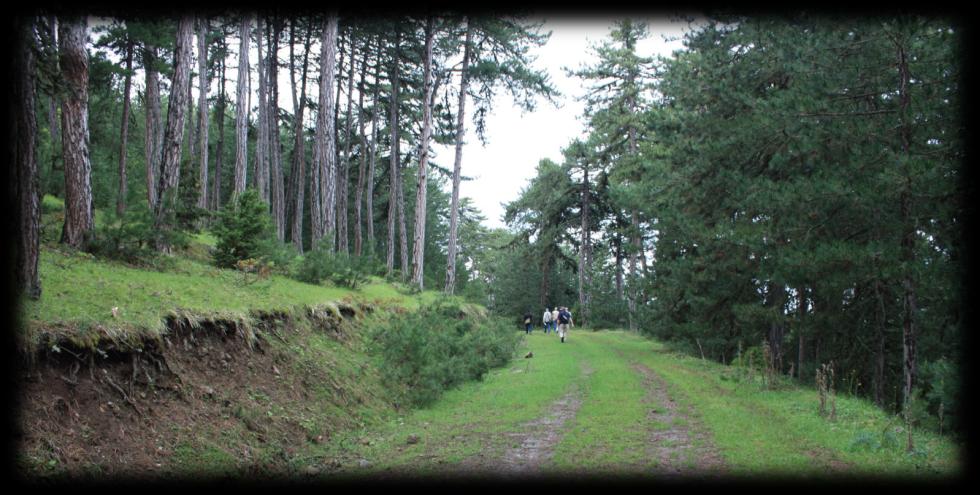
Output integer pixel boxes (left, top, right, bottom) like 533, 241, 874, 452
21, 196, 444, 351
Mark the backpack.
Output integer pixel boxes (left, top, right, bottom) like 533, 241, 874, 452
558, 311, 570, 324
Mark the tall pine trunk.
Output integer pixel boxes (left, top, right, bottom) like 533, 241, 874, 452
268, 19, 285, 241
287, 20, 312, 253
337, 34, 355, 256
144, 45, 163, 210
196, 17, 210, 214
578, 163, 592, 327
117, 39, 133, 217
154, 16, 194, 251
58, 17, 93, 249
353, 47, 368, 257
312, 14, 338, 250
893, 30, 918, 452
386, 30, 401, 276
212, 40, 226, 212
410, 18, 435, 291
445, 21, 473, 295
366, 35, 381, 257
232, 15, 251, 202
255, 17, 269, 203
12, 15, 42, 299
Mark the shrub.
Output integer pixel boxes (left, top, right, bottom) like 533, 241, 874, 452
369, 299, 520, 408
86, 202, 184, 269
212, 190, 275, 269
918, 357, 959, 434
293, 243, 370, 289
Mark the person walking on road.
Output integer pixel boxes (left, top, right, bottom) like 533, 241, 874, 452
542, 307, 553, 334
523, 311, 533, 334
551, 307, 559, 336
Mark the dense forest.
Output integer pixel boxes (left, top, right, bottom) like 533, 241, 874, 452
8, 10, 967, 449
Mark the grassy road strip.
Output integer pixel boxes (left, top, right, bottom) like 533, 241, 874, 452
308, 332, 584, 477
303, 330, 960, 479
614, 332, 961, 478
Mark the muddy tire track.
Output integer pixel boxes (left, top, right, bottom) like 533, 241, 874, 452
632, 362, 727, 477
491, 362, 594, 477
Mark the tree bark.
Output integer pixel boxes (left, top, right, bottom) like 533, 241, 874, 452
366, 35, 381, 257
117, 39, 134, 217
386, 30, 401, 276
47, 16, 60, 172
287, 20, 312, 253
12, 15, 42, 299
196, 17, 210, 213
232, 15, 251, 202
58, 17, 94, 249
338, 32, 355, 256
445, 20, 473, 295
144, 45, 163, 210
312, 13, 338, 250
410, 18, 435, 291
894, 32, 918, 443
255, 17, 270, 204
154, 16, 194, 251
268, 18, 285, 241
212, 36, 226, 212
578, 161, 592, 327
354, 46, 368, 257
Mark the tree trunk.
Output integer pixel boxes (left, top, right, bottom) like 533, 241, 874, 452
268, 18, 285, 241
287, 20, 312, 253
366, 35, 381, 257
386, 30, 401, 276
410, 18, 435, 291
196, 17, 210, 214
47, 16, 60, 174
578, 162, 591, 327
212, 39, 226, 212
354, 47, 368, 257
255, 16, 269, 204
615, 231, 624, 301
117, 39, 134, 217
58, 17, 93, 249
232, 15, 251, 202
338, 33, 355, 257
797, 286, 807, 380
144, 45, 163, 210
894, 33, 918, 448
445, 20, 473, 295
185, 54, 196, 166
154, 16, 194, 251
12, 16, 42, 299
313, 14, 338, 250
627, 208, 640, 331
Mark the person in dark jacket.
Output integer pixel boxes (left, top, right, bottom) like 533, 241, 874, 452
523, 311, 533, 334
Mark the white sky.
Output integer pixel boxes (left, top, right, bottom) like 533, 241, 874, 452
436, 16, 694, 229
90, 15, 695, 230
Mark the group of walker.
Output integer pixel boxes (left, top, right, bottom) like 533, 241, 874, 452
523, 306, 574, 343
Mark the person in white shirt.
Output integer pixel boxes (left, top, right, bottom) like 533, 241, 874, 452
542, 307, 553, 334
551, 308, 559, 336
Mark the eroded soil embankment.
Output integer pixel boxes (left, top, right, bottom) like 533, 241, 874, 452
17, 301, 376, 478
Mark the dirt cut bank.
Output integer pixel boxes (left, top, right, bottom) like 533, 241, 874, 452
16, 298, 397, 479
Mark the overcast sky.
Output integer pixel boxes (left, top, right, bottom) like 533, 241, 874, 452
438, 16, 694, 229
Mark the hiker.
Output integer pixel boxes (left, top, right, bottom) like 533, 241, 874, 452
557, 306, 573, 343
551, 307, 559, 336
542, 307, 553, 334
523, 311, 533, 334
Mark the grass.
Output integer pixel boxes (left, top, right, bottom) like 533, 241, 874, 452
303, 329, 962, 479
20, 208, 445, 352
